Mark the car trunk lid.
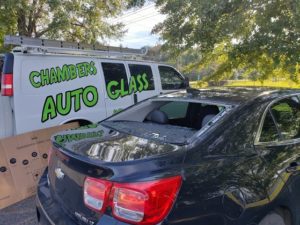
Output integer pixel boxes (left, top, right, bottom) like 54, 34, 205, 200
48, 124, 186, 224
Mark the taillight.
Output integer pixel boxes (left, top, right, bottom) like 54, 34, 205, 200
83, 176, 182, 225
1, 73, 13, 96
84, 177, 112, 212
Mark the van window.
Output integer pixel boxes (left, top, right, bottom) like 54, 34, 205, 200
158, 66, 185, 90
129, 64, 154, 90
102, 62, 129, 92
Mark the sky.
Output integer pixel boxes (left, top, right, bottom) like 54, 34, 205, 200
106, 3, 166, 48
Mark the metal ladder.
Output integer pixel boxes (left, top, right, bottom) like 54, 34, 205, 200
4, 35, 148, 58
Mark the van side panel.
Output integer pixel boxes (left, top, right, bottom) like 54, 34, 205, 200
13, 54, 107, 134
0, 95, 13, 137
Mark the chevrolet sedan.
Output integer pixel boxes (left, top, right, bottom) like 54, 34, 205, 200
36, 87, 300, 225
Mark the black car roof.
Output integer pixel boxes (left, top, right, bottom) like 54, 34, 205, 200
158, 87, 300, 105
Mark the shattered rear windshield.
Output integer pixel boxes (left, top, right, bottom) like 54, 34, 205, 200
101, 121, 196, 145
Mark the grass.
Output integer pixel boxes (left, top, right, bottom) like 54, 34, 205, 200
190, 80, 300, 89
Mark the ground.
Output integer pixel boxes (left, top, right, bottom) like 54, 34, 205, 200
0, 197, 37, 225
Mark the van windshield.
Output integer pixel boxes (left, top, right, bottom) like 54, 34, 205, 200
102, 99, 228, 145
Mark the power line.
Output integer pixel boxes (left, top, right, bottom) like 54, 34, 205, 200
121, 12, 161, 24
111, 3, 156, 23
124, 13, 162, 25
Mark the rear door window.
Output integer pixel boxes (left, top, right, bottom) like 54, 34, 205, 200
270, 96, 300, 140
158, 66, 185, 90
128, 64, 155, 91
260, 111, 279, 142
102, 62, 128, 98
259, 96, 300, 143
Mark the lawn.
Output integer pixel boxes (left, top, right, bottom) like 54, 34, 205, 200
190, 80, 300, 89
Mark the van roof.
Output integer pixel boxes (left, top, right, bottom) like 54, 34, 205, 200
11, 50, 168, 65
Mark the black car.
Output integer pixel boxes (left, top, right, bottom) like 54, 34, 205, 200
37, 87, 300, 225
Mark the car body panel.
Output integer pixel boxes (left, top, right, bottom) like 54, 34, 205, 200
37, 88, 300, 225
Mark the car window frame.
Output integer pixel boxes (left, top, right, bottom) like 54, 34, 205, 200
255, 93, 300, 146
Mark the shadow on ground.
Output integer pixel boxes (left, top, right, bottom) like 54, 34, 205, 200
0, 197, 37, 225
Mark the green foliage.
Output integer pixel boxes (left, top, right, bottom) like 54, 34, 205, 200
0, 0, 142, 52
154, 0, 300, 82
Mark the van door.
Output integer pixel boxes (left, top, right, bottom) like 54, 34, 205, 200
101, 61, 134, 116
127, 63, 159, 102
157, 65, 186, 93
14, 54, 107, 134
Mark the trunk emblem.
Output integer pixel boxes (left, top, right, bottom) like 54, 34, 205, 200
55, 168, 65, 179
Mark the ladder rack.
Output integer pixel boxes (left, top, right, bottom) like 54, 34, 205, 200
4, 35, 148, 58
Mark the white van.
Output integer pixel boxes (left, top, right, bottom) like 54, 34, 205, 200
0, 36, 188, 138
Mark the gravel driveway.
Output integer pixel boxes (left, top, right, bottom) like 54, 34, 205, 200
0, 197, 37, 225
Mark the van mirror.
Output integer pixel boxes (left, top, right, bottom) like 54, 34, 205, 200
184, 77, 190, 88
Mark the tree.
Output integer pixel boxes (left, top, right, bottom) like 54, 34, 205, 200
153, 0, 300, 82
0, 0, 142, 51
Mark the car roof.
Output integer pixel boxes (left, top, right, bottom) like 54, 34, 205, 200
157, 87, 300, 105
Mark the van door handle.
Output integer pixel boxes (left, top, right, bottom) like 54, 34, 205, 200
286, 162, 299, 173
133, 93, 138, 104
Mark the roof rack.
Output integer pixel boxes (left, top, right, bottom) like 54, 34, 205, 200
4, 35, 148, 58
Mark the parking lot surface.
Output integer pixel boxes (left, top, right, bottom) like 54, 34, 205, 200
0, 197, 37, 225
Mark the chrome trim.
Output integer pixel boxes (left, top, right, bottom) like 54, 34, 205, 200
254, 93, 300, 145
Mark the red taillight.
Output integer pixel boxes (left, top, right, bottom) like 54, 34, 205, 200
84, 177, 112, 212
1, 73, 13, 96
83, 176, 182, 225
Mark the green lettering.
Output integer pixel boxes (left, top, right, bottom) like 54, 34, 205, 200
137, 74, 144, 92
40, 69, 50, 86
82, 86, 98, 107
70, 88, 83, 112
56, 91, 71, 116
129, 76, 137, 94
56, 65, 69, 82
107, 81, 120, 100
29, 71, 41, 88
69, 64, 77, 80
120, 79, 129, 96
142, 73, 149, 90
76, 63, 86, 78
41, 96, 57, 122
50, 68, 58, 84
90, 61, 97, 75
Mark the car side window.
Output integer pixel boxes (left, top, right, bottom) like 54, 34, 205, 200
260, 111, 279, 142
102, 62, 129, 93
270, 96, 300, 140
160, 102, 189, 119
129, 64, 155, 91
158, 66, 185, 90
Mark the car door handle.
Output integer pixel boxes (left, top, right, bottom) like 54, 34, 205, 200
286, 162, 299, 173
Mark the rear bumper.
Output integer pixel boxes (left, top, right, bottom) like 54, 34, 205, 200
36, 169, 129, 225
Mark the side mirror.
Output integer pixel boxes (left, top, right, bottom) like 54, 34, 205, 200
184, 77, 190, 88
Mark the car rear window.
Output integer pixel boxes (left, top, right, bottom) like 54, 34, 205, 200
103, 100, 228, 144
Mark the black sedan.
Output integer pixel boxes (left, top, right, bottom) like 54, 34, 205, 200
36, 87, 300, 225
